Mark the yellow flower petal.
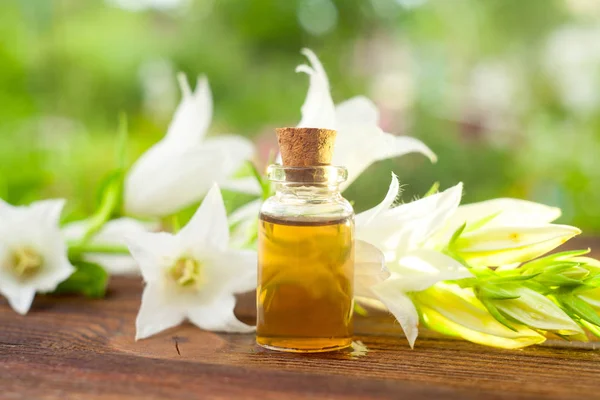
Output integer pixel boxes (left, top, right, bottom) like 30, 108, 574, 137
454, 224, 581, 267
414, 284, 546, 349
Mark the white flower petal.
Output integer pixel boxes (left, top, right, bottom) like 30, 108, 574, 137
435, 198, 563, 245
0, 198, 11, 211
335, 96, 380, 127
392, 249, 473, 292
124, 142, 220, 216
87, 254, 139, 275
229, 199, 262, 248
0, 199, 75, 295
221, 177, 262, 196
334, 126, 436, 190
578, 288, 600, 308
136, 283, 186, 340
229, 199, 262, 225
187, 294, 254, 333
31, 259, 75, 293
204, 249, 257, 295
125, 135, 252, 217
85, 218, 154, 275
0, 254, 37, 314
62, 221, 86, 242
354, 240, 389, 298
392, 183, 463, 253
370, 278, 420, 348
296, 48, 336, 129
29, 199, 66, 227
64, 218, 155, 275
1, 284, 36, 316
164, 74, 212, 145
414, 284, 545, 349
356, 182, 463, 257
355, 174, 400, 226
373, 131, 437, 164
201, 134, 255, 164
126, 231, 179, 283
455, 224, 581, 267
494, 287, 583, 335
179, 184, 229, 252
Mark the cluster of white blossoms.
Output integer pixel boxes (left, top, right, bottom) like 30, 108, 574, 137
353, 175, 581, 348
0, 49, 592, 349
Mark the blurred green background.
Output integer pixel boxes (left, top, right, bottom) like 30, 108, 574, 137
1, 0, 599, 231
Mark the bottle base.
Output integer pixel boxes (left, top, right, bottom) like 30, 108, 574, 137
256, 337, 352, 353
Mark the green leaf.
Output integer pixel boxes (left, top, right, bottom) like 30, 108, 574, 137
453, 277, 479, 288
543, 262, 581, 275
580, 320, 600, 338
448, 223, 467, 248
559, 293, 600, 327
491, 287, 583, 335
478, 284, 521, 300
354, 302, 368, 317
246, 161, 273, 201
561, 266, 590, 280
80, 115, 128, 240
444, 247, 471, 267
54, 261, 108, 298
464, 211, 501, 233
83, 170, 125, 243
423, 181, 440, 197
523, 280, 553, 295
522, 249, 590, 272
247, 161, 264, 188
487, 273, 541, 284
535, 273, 583, 287
583, 274, 600, 288
479, 296, 518, 332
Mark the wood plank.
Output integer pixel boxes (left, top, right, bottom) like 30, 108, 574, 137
0, 239, 599, 399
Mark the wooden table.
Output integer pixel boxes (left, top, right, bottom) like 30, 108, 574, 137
1, 239, 600, 400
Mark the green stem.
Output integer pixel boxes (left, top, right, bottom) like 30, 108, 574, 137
77, 244, 130, 254
82, 187, 120, 244
68, 243, 130, 259
171, 214, 181, 233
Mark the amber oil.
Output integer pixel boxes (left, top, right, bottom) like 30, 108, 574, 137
256, 214, 354, 352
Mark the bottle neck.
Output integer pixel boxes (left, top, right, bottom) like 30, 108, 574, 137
274, 183, 343, 204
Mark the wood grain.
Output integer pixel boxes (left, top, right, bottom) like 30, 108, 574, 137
0, 239, 599, 399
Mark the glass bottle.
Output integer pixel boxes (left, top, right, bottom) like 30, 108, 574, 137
256, 165, 355, 353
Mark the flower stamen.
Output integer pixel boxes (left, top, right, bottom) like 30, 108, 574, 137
11, 247, 43, 278
169, 258, 202, 287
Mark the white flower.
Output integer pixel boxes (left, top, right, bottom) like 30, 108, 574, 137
451, 224, 581, 268
412, 284, 545, 349
354, 175, 470, 347
433, 197, 580, 268
295, 48, 436, 189
126, 184, 257, 340
354, 176, 583, 347
228, 199, 262, 248
356, 175, 464, 261
435, 197, 562, 245
125, 74, 255, 217
491, 286, 583, 335
63, 218, 157, 275
367, 253, 473, 348
0, 199, 75, 315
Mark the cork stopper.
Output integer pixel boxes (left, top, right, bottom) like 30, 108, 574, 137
276, 127, 337, 167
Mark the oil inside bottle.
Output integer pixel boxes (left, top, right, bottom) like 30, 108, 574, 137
256, 214, 354, 352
